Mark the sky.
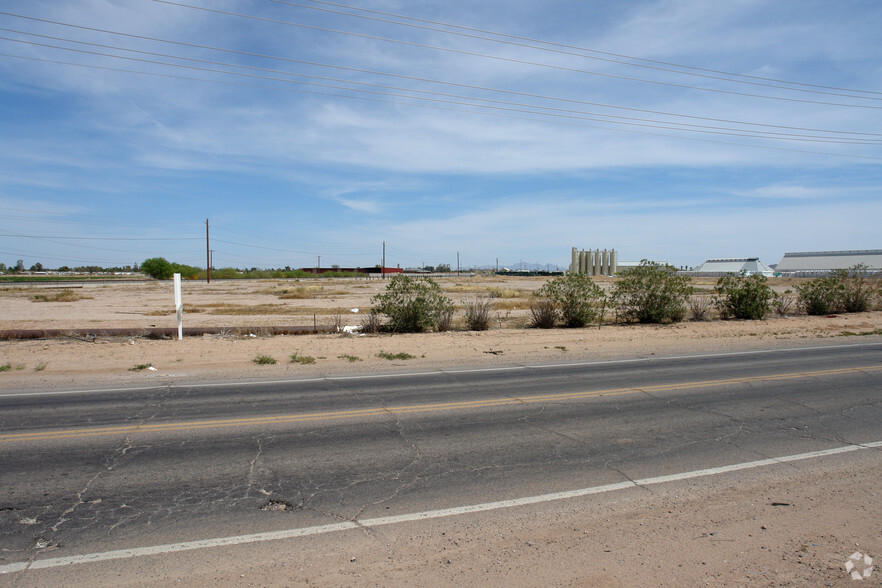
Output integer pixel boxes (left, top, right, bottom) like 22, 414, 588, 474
1, 0, 881, 271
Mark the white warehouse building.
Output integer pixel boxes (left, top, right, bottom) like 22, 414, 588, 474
691, 257, 774, 277
775, 249, 882, 276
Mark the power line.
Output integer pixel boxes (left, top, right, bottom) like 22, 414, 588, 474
3, 14, 880, 135
4, 51, 880, 163
271, 0, 882, 99
3, 35, 879, 146
147, 1, 882, 110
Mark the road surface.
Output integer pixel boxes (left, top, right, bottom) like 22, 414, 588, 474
1, 342, 880, 584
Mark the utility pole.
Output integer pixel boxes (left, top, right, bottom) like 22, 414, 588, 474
210, 250, 214, 274
457, 252, 460, 276
205, 218, 211, 283
317, 255, 321, 274
496, 257, 499, 273
382, 241, 386, 279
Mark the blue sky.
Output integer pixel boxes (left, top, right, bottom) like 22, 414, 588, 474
1, 0, 880, 271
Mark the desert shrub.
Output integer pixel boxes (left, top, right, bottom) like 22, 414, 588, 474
370, 275, 454, 333
796, 277, 841, 315
533, 273, 606, 328
141, 257, 174, 280
714, 272, 775, 320
836, 264, 875, 313
529, 298, 558, 329
253, 355, 277, 365
612, 260, 693, 324
464, 296, 493, 331
688, 295, 713, 321
796, 264, 877, 315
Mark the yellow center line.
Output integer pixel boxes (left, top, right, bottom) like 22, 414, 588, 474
2, 364, 880, 443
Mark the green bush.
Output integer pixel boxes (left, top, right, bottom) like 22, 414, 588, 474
714, 272, 775, 320
370, 275, 454, 333
835, 264, 875, 313
612, 260, 693, 323
141, 257, 174, 280
534, 273, 606, 328
796, 264, 878, 315
796, 276, 841, 315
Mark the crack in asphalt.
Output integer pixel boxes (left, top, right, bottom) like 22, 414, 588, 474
351, 403, 423, 522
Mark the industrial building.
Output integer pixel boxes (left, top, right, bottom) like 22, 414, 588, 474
774, 250, 882, 276
690, 257, 774, 277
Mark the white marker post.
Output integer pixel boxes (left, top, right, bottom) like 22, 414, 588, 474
173, 273, 183, 341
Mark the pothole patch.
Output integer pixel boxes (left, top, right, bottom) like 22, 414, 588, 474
259, 500, 297, 512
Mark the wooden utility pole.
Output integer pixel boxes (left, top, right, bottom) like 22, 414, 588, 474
205, 218, 211, 283
457, 252, 460, 276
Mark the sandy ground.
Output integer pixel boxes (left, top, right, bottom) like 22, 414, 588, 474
1, 277, 881, 586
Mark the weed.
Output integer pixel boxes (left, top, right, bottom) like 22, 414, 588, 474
289, 352, 316, 365
688, 295, 714, 321
377, 351, 416, 360
464, 296, 493, 331
0, 363, 11, 372
361, 311, 383, 334
129, 363, 153, 371
33, 361, 47, 372
555, 345, 568, 351
338, 354, 362, 362
774, 295, 796, 317
530, 298, 558, 329
253, 355, 278, 365
840, 329, 882, 337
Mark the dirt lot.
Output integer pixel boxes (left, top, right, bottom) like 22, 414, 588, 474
1, 276, 880, 586
1, 275, 880, 390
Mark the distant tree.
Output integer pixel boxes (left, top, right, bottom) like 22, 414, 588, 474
57, 266, 71, 272
0, 262, 7, 272
29, 262, 44, 272
422, 265, 435, 272
141, 257, 174, 280
436, 263, 451, 272
16, 259, 25, 272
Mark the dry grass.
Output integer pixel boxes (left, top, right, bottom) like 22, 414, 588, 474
186, 303, 353, 316
261, 284, 355, 299
32, 289, 92, 303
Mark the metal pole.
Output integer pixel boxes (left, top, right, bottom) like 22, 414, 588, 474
382, 241, 386, 279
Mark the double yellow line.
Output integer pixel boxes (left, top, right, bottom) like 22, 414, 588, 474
2, 364, 879, 443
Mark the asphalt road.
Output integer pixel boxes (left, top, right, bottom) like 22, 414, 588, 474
1, 341, 880, 581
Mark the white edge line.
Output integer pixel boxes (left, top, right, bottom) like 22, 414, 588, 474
2, 441, 879, 575
3, 340, 880, 398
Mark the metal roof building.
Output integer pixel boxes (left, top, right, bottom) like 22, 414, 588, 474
775, 250, 882, 276
691, 258, 774, 277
